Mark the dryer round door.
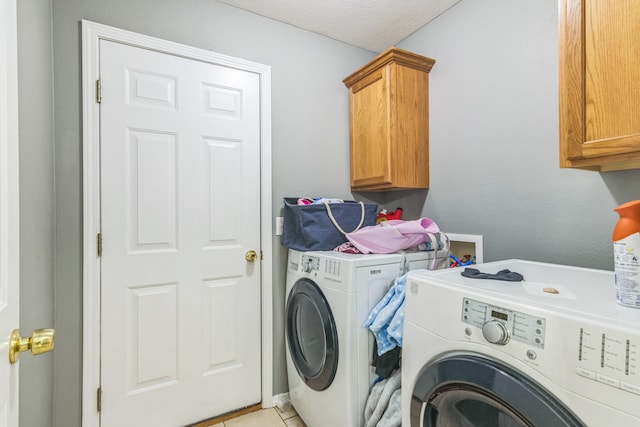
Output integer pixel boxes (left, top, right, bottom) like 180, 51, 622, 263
410, 354, 585, 427
285, 278, 338, 391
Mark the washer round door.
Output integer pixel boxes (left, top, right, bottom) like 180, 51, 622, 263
285, 278, 338, 391
410, 355, 585, 427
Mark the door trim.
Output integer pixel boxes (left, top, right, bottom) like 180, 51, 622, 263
81, 20, 273, 427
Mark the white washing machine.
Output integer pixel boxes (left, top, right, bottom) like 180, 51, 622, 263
285, 248, 445, 427
402, 259, 640, 426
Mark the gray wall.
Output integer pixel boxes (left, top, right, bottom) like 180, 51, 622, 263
397, 0, 640, 268
16, 0, 640, 426
17, 1, 54, 426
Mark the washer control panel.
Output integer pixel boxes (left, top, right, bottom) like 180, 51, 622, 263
461, 298, 546, 348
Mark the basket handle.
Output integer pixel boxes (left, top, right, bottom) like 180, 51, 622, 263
323, 201, 366, 235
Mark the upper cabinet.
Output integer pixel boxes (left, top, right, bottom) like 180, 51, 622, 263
559, 0, 640, 171
343, 48, 435, 191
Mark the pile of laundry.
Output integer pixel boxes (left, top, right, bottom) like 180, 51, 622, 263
335, 217, 442, 255
363, 369, 402, 427
361, 273, 410, 427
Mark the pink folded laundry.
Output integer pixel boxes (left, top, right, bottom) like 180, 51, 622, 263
346, 218, 440, 254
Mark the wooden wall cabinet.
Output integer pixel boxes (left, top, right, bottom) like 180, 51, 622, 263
559, 0, 640, 171
343, 48, 435, 191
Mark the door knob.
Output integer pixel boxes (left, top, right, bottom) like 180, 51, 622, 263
9, 328, 55, 364
245, 250, 258, 262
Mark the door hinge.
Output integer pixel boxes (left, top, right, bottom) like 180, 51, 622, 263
97, 233, 103, 257
97, 387, 102, 412
96, 79, 102, 103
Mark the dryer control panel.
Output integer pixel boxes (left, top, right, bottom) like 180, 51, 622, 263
461, 298, 546, 349
575, 326, 640, 395
300, 255, 320, 274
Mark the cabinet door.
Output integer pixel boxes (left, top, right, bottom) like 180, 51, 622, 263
559, 0, 640, 170
348, 67, 392, 189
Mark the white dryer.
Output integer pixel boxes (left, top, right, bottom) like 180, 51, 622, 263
402, 259, 640, 427
285, 248, 444, 427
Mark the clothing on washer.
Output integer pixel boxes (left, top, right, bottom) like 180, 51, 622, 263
461, 267, 524, 281
346, 218, 440, 254
363, 369, 402, 427
333, 241, 363, 253
363, 273, 408, 355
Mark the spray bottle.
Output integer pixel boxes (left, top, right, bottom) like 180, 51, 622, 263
613, 200, 640, 308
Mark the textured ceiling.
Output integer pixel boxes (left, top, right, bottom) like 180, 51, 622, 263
216, 0, 461, 52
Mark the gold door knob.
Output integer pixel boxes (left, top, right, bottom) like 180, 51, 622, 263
9, 328, 55, 364
245, 250, 258, 262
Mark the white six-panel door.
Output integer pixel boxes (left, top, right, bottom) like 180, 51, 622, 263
0, 0, 20, 424
99, 39, 262, 426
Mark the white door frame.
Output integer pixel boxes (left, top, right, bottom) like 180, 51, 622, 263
81, 20, 273, 427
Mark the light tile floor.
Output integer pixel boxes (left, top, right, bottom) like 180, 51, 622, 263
212, 406, 306, 427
